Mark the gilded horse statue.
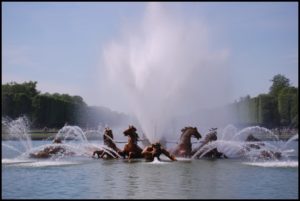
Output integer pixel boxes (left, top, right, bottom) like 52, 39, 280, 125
118, 125, 143, 160
244, 134, 282, 160
171, 126, 202, 157
93, 128, 122, 159
29, 138, 75, 159
142, 142, 177, 162
191, 128, 228, 159
192, 130, 281, 160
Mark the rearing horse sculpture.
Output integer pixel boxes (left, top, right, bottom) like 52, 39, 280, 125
142, 142, 177, 162
119, 125, 143, 160
29, 137, 75, 159
171, 126, 202, 157
191, 128, 228, 159
243, 134, 282, 160
93, 128, 122, 159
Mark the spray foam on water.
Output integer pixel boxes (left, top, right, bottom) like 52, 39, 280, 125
102, 3, 232, 143
2, 116, 298, 165
1, 116, 117, 160
243, 161, 298, 168
191, 125, 298, 161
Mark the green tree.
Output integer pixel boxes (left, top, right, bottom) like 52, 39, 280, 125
2, 81, 39, 118
2, 81, 133, 130
278, 87, 298, 127
2, 94, 15, 117
257, 94, 279, 128
13, 93, 32, 117
2, 81, 39, 97
269, 74, 290, 97
290, 91, 298, 128
249, 97, 259, 125
229, 74, 297, 128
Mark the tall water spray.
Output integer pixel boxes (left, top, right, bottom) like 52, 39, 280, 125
102, 3, 232, 143
2, 116, 32, 153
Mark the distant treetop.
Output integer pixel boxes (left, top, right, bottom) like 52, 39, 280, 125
269, 74, 290, 97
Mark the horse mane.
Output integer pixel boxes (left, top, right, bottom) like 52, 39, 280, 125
180, 127, 194, 141
123, 125, 140, 142
130, 132, 139, 140
129, 125, 137, 132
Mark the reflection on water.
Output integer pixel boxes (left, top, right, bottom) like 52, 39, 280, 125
2, 154, 298, 199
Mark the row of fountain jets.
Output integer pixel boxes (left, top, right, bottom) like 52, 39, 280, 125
2, 116, 298, 161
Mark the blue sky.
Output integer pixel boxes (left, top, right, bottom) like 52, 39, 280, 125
2, 2, 298, 114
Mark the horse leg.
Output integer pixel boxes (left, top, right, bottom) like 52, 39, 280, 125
161, 149, 177, 161
118, 151, 126, 159
128, 152, 134, 160
111, 152, 119, 159
92, 151, 97, 158
142, 151, 153, 161
128, 152, 138, 160
31, 150, 50, 159
93, 150, 103, 158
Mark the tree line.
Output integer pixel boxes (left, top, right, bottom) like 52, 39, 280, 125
229, 74, 298, 128
2, 74, 298, 130
2, 81, 131, 129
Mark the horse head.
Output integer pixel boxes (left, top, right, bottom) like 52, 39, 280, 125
152, 142, 162, 149
123, 125, 139, 142
120, 125, 143, 159
181, 126, 202, 140
172, 126, 202, 157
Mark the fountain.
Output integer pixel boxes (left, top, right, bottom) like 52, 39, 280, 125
232, 126, 279, 141
191, 125, 298, 161
55, 125, 89, 143
2, 116, 297, 165
99, 2, 298, 166
2, 116, 36, 164
1, 116, 121, 162
102, 2, 233, 143
2, 116, 32, 154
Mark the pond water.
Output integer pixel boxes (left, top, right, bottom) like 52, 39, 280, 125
2, 140, 298, 199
